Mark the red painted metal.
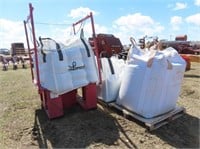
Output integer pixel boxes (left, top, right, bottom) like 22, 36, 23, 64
181, 55, 191, 71
161, 38, 200, 55
24, 3, 98, 119
72, 12, 102, 83
40, 90, 64, 119
40, 90, 78, 119
62, 90, 77, 109
81, 83, 97, 110
72, 12, 105, 110
23, 20, 34, 80
29, 4, 41, 91
175, 35, 187, 41
89, 33, 123, 57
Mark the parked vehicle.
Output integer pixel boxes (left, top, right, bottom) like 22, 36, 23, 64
0, 48, 10, 55
11, 43, 26, 56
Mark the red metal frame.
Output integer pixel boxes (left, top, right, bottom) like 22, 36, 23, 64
72, 12, 101, 110
23, 20, 34, 80
24, 3, 98, 119
24, 4, 41, 90
72, 12, 102, 83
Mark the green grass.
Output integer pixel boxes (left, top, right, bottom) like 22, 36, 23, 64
0, 66, 40, 148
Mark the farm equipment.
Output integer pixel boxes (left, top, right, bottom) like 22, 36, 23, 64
161, 41, 200, 55
89, 34, 123, 57
160, 35, 200, 70
24, 3, 101, 119
0, 43, 29, 71
136, 35, 200, 71
11, 42, 29, 69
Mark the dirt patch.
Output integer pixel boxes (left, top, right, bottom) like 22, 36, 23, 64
0, 63, 199, 149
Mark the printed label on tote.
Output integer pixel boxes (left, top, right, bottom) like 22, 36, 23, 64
68, 61, 85, 71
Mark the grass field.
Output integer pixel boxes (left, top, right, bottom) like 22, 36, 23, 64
0, 63, 199, 148
0, 66, 40, 148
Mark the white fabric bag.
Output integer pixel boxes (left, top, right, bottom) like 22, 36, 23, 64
117, 46, 186, 118
97, 56, 125, 102
32, 37, 99, 95
65, 37, 99, 83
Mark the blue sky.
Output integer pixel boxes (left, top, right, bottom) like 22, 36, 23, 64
0, 0, 200, 48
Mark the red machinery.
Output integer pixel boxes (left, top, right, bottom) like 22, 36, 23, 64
89, 34, 123, 57
161, 35, 200, 55
175, 35, 187, 41
24, 3, 101, 119
160, 35, 200, 70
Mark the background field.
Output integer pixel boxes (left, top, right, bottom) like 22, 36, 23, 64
0, 63, 199, 149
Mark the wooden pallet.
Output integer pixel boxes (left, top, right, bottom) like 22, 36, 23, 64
98, 100, 186, 131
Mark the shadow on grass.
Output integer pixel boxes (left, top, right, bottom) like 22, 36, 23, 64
32, 106, 138, 148
151, 113, 200, 148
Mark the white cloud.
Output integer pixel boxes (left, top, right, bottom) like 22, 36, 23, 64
195, 0, 200, 6
185, 13, 200, 26
0, 19, 26, 49
113, 13, 164, 44
68, 7, 98, 19
173, 2, 187, 10
48, 26, 72, 43
86, 24, 109, 34
0, 17, 107, 49
69, 22, 108, 36
49, 22, 108, 44
184, 26, 200, 40
170, 16, 183, 30
114, 13, 154, 28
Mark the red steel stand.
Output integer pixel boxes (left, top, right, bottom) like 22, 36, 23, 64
72, 12, 102, 110
24, 3, 100, 119
78, 83, 97, 110
40, 90, 77, 119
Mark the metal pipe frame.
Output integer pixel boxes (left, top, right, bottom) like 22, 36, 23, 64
72, 12, 102, 83
24, 3, 41, 92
